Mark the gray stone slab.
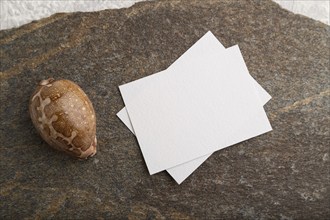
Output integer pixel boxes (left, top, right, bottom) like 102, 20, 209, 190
0, 0, 329, 219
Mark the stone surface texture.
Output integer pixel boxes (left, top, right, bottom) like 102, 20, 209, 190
0, 0, 329, 219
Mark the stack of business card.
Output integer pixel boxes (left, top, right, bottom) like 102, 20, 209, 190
117, 31, 272, 184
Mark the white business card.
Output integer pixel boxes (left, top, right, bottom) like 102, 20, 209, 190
119, 31, 272, 176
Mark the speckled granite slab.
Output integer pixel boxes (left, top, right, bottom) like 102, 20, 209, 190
0, 0, 329, 219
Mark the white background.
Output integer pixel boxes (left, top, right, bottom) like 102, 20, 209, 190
0, 0, 329, 30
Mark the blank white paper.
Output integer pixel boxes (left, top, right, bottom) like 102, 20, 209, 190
119, 31, 272, 175
117, 32, 271, 184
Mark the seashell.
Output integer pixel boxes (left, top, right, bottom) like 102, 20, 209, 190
29, 78, 97, 159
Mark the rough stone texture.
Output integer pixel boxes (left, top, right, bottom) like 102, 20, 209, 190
0, 0, 329, 219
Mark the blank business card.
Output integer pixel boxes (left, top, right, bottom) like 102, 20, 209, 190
119, 32, 272, 176
117, 32, 271, 184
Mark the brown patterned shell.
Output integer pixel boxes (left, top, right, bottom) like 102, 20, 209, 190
29, 78, 97, 159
